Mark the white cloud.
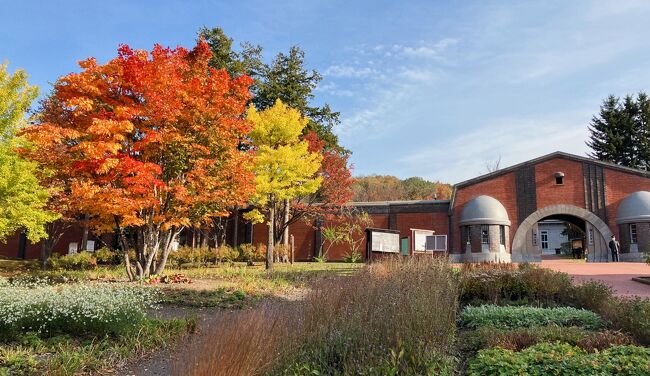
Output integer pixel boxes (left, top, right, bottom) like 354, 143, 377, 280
323, 64, 378, 78
398, 111, 592, 183
401, 38, 459, 59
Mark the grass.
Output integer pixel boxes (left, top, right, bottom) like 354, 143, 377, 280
1, 317, 195, 375
175, 257, 459, 376
160, 287, 253, 308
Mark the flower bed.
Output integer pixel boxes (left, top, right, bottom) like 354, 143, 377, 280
460, 305, 605, 330
468, 342, 650, 375
0, 279, 158, 340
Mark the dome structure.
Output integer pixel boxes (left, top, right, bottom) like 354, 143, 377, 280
460, 195, 510, 226
615, 191, 650, 224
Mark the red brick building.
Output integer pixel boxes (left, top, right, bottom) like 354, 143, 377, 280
3, 151, 650, 262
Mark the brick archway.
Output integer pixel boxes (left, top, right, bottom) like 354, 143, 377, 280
512, 205, 612, 262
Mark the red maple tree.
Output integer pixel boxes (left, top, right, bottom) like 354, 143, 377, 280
24, 41, 255, 279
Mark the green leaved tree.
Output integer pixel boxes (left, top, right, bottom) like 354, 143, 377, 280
0, 63, 57, 243
245, 99, 323, 269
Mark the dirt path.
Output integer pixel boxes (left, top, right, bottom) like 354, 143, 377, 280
118, 306, 224, 376
540, 258, 650, 297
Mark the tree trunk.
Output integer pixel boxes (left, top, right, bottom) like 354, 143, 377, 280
118, 230, 134, 281
266, 201, 275, 270
40, 238, 54, 269
283, 200, 290, 248
154, 227, 181, 275
81, 214, 89, 251
232, 206, 239, 247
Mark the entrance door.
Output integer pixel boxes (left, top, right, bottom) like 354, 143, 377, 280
540, 231, 549, 250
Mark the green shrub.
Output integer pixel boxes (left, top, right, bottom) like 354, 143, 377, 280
600, 297, 650, 345
93, 247, 122, 265
464, 325, 633, 353
343, 250, 363, 263
168, 247, 214, 266
215, 245, 239, 262
569, 281, 614, 311
460, 263, 573, 306
468, 343, 650, 376
238, 243, 266, 263
46, 252, 97, 271
460, 305, 605, 330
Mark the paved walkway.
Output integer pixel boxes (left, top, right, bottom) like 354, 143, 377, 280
540, 257, 650, 297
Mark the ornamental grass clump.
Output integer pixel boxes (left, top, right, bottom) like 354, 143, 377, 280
175, 257, 459, 376
0, 280, 158, 340
460, 305, 605, 330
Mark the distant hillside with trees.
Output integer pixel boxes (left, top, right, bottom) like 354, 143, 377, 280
352, 175, 453, 202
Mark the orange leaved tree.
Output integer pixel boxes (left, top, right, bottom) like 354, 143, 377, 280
25, 41, 255, 280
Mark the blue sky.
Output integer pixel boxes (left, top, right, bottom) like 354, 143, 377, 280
2, 1, 650, 183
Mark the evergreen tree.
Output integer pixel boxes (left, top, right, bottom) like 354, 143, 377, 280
198, 27, 264, 79
587, 92, 650, 169
198, 27, 343, 151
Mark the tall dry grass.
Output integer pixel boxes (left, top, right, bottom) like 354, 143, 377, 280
174, 257, 458, 375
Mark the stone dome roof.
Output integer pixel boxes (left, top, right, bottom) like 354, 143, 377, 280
615, 191, 650, 224
460, 195, 511, 226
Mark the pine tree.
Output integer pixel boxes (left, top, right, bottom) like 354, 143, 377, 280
254, 47, 343, 151
587, 92, 650, 169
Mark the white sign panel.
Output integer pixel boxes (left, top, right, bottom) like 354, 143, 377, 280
370, 231, 400, 253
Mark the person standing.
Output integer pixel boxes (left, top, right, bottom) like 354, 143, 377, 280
608, 235, 620, 262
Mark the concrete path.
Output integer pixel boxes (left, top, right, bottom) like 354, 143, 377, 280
540, 258, 650, 298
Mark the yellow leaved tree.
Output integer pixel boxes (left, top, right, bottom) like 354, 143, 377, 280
245, 99, 322, 269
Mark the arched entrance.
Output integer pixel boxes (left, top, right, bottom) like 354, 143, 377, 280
512, 205, 612, 262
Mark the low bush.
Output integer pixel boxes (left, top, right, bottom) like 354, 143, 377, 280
460, 263, 573, 306
468, 342, 650, 376
463, 326, 633, 353
168, 247, 215, 266
46, 252, 97, 271
343, 250, 363, 263
0, 281, 159, 340
238, 243, 266, 264
460, 305, 605, 330
93, 247, 122, 265
215, 245, 239, 262
600, 297, 650, 345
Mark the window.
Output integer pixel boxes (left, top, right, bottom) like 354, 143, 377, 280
630, 224, 638, 244
425, 235, 448, 251
555, 176, 564, 185
463, 226, 471, 244
499, 225, 506, 245
541, 231, 549, 249
481, 225, 489, 244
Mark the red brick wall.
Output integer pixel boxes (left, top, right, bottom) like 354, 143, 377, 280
251, 211, 446, 261
535, 158, 585, 209
605, 169, 650, 239
0, 225, 102, 260
452, 172, 517, 254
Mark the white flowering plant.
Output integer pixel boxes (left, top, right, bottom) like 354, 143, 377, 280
0, 278, 159, 340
